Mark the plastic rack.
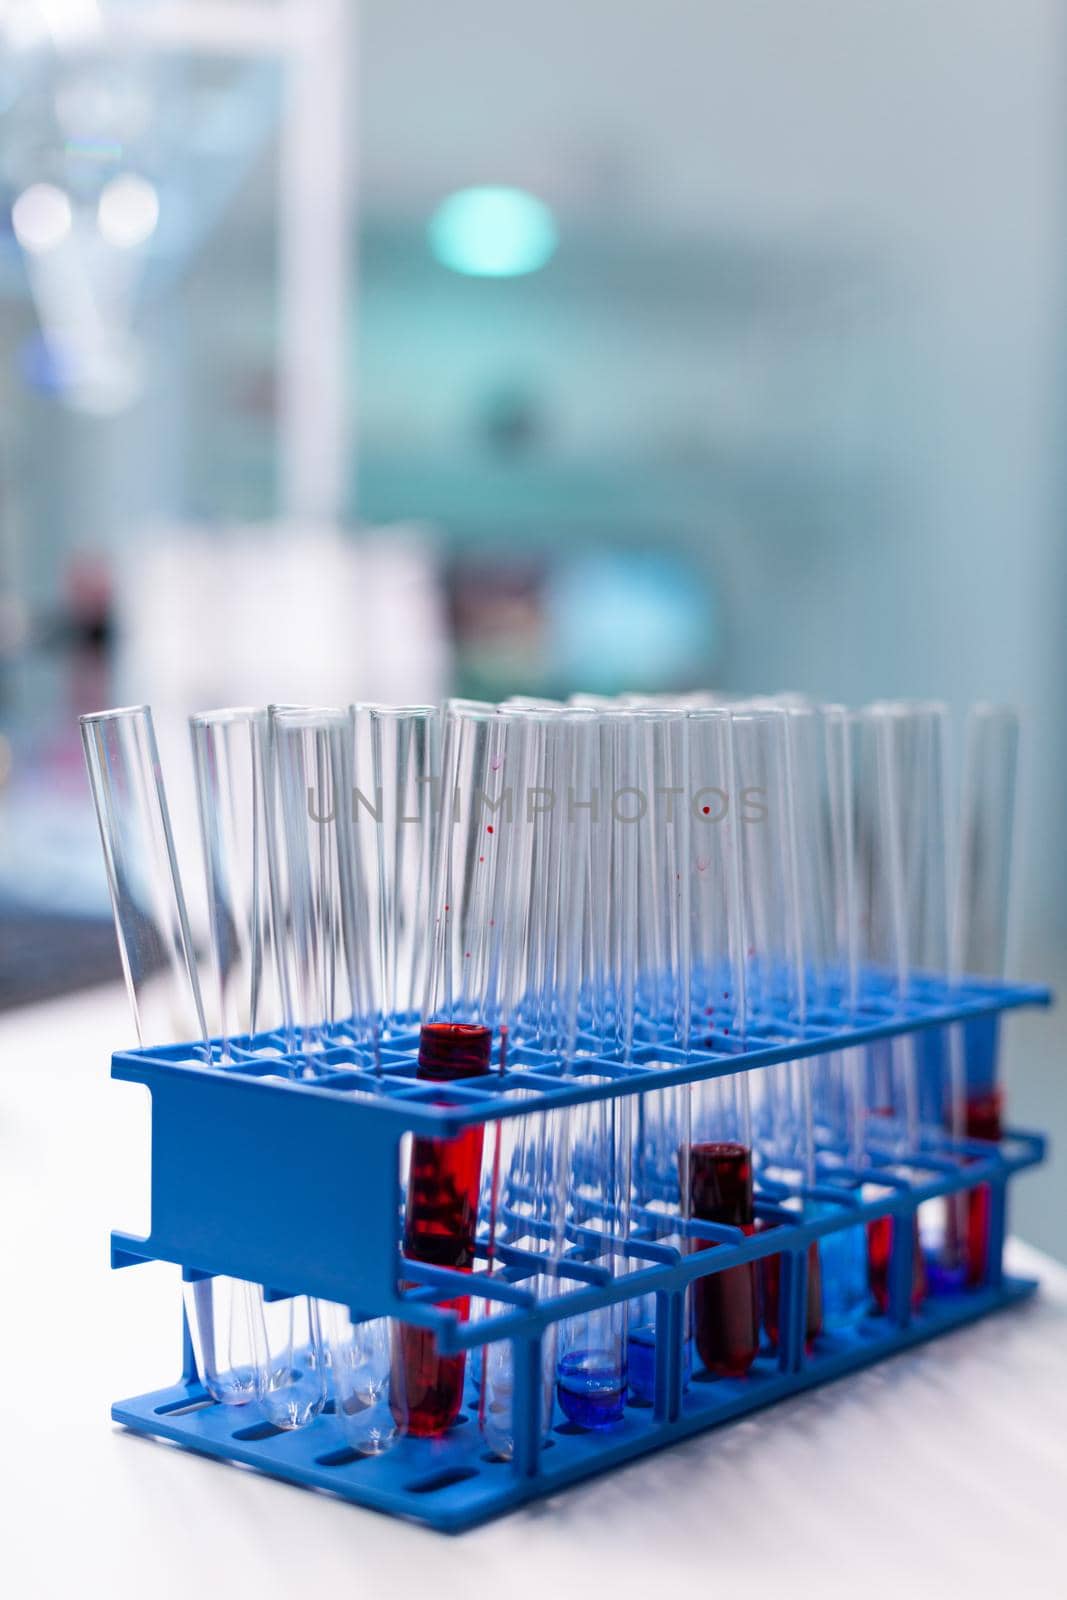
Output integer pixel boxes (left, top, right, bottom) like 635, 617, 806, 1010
110, 975, 1050, 1532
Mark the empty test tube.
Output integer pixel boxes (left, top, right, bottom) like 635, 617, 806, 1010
270, 706, 364, 1054
189, 709, 283, 1051
351, 703, 440, 1038
190, 706, 327, 1428
81, 705, 260, 1406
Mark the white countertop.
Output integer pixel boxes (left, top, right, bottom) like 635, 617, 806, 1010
3, 984, 1064, 1598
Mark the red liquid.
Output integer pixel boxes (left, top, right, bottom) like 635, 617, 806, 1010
867, 1214, 926, 1313
963, 1087, 1002, 1287
761, 1232, 823, 1352
391, 1023, 490, 1437
684, 1142, 759, 1377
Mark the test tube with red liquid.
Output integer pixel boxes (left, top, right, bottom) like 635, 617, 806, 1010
397, 705, 527, 1438
948, 706, 1020, 1288
391, 1022, 491, 1436
941, 1084, 1003, 1288
686, 1137, 760, 1375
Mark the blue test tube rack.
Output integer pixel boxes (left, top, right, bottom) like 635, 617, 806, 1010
110, 975, 1050, 1532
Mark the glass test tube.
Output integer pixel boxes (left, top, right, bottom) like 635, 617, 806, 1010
731, 705, 823, 1353
391, 705, 520, 1437
270, 709, 360, 1419
189, 709, 284, 1053
80, 705, 259, 1406
351, 704, 439, 1038
270, 706, 363, 1055
689, 708, 745, 1044
883, 702, 970, 1289
809, 705, 871, 1330
476, 707, 589, 1456
190, 707, 327, 1428
81, 705, 208, 1051
670, 708, 758, 1379
686, 1069, 760, 1377
626, 710, 692, 1402
950, 704, 1021, 1284
320, 709, 440, 1455
554, 709, 646, 1425
854, 705, 927, 1312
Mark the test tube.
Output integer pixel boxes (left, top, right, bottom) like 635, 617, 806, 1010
190, 706, 327, 1428
392, 704, 520, 1437
189, 709, 283, 1053
953, 704, 1020, 983
477, 707, 591, 1456
812, 705, 872, 1329
324, 1301, 403, 1456
351, 704, 439, 1037
730, 704, 823, 1353
554, 708, 644, 1425
81, 706, 208, 1051
267, 709, 356, 1419
80, 705, 259, 1406
854, 704, 927, 1311
730, 704, 805, 1028
322, 709, 439, 1452
883, 702, 969, 1288
635, 710, 691, 1043
625, 709, 692, 1401
667, 707, 759, 1380
689, 708, 745, 1042
877, 704, 953, 1126
685, 1069, 760, 1377
950, 704, 1021, 1283
269, 706, 363, 1054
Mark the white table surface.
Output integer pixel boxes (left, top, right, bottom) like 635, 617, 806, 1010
3, 984, 1065, 1599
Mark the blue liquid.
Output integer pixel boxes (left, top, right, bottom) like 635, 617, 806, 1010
925, 1251, 970, 1297
628, 1324, 656, 1403
817, 1213, 871, 1332
628, 1324, 693, 1403
557, 1349, 626, 1428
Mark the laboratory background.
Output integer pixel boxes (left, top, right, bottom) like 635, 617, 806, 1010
1, 2, 1066, 1590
